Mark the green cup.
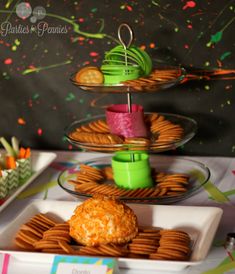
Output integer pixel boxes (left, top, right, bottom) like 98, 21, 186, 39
111, 151, 153, 189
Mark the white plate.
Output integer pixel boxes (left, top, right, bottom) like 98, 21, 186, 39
0, 151, 57, 212
0, 200, 223, 271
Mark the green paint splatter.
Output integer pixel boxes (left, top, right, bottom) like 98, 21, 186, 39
232, 145, 235, 153
79, 99, 84, 104
5, 0, 14, 9
2, 72, 10, 80
152, 0, 161, 7
204, 85, 210, 90
207, 16, 235, 47
208, 31, 223, 47
33, 94, 40, 100
66, 92, 75, 101
15, 39, 20, 46
22, 60, 72, 75
220, 51, 231, 60
174, 27, 179, 32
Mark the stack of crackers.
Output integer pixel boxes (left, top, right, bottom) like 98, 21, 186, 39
68, 113, 184, 152
14, 213, 192, 261
67, 164, 189, 200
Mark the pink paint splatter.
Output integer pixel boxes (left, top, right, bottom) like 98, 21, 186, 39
89, 52, 98, 57
4, 58, 13, 65
183, 1, 196, 10
184, 44, 189, 49
28, 99, 33, 107
187, 24, 193, 29
126, 5, 133, 11
37, 128, 42, 136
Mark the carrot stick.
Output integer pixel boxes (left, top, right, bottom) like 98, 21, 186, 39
24, 148, 31, 159
6, 156, 16, 169
19, 147, 26, 159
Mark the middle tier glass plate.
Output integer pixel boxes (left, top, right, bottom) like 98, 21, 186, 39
58, 155, 210, 204
65, 112, 197, 153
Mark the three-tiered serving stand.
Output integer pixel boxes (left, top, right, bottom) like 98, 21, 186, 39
58, 24, 210, 204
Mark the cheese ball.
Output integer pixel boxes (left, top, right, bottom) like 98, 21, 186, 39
69, 195, 138, 246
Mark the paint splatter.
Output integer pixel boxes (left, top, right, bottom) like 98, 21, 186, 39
37, 128, 43, 136
4, 58, 12, 65
89, 52, 99, 57
66, 93, 75, 101
18, 118, 26, 125
220, 52, 231, 61
182, 1, 196, 10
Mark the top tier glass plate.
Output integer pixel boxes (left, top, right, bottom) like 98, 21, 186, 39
70, 66, 186, 94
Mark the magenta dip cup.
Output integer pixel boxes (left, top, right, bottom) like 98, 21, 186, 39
106, 104, 148, 138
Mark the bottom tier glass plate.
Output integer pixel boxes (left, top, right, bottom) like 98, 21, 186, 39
58, 155, 210, 204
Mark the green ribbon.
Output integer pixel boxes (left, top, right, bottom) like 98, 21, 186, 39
218, 250, 235, 267
190, 170, 230, 203
17, 180, 57, 199
203, 181, 230, 203
202, 261, 235, 274
202, 250, 235, 274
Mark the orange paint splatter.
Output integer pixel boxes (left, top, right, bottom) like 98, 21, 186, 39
18, 118, 26, 125
140, 45, 146, 50
217, 59, 222, 67
150, 43, 155, 48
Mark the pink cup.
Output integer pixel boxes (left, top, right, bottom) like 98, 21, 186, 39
106, 104, 148, 138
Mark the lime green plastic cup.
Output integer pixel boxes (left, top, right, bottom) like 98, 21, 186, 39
111, 151, 153, 189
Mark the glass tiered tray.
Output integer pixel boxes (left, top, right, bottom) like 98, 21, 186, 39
58, 155, 210, 204
65, 112, 197, 153
70, 66, 186, 93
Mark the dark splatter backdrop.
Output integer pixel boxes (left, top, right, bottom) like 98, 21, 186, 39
0, 0, 234, 156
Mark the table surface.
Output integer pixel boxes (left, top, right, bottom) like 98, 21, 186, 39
1, 151, 235, 274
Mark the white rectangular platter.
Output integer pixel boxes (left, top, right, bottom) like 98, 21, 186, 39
0, 200, 223, 271
0, 151, 57, 212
